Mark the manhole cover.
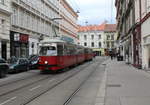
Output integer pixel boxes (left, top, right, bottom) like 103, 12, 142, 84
107, 84, 121, 87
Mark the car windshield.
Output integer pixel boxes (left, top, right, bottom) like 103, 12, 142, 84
28, 55, 38, 61
7, 57, 18, 64
0, 59, 6, 63
39, 46, 57, 56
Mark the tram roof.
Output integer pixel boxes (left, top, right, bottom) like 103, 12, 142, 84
40, 39, 66, 43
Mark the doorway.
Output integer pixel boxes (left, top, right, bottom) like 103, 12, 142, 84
1, 42, 7, 60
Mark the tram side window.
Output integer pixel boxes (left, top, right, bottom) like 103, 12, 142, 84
39, 46, 57, 56
63, 45, 68, 55
70, 45, 76, 55
57, 44, 63, 56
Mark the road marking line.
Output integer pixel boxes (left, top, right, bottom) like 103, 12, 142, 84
48, 79, 55, 83
29, 85, 41, 91
0, 97, 17, 105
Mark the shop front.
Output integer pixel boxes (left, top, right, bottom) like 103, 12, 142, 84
10, 31, 29, 58
142, 35, 150, 70
93, 48, 105, 56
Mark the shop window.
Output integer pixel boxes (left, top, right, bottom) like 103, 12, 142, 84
31, 42, 34, 48
32, 42, 35, 54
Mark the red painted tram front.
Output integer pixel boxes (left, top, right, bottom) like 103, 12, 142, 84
38, 39, 77, 72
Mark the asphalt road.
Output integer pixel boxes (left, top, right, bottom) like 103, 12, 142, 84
0, 57, 106, 105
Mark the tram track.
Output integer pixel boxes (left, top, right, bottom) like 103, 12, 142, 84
0, 73, 41, 87
21, 60, 96, 105
0, 58, 105, 105
63, 61, 102, 105
0, 74, 53, 97
0, 60, 94, 104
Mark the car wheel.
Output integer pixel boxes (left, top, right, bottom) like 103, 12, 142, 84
0, 70, 6, 78
26, 66, 30, 71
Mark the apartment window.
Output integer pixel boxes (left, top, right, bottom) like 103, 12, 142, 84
111, 42, 114, 48
0, 0, 4, 4
107, 42, 110, 48
91, 35, 94, 40
147, 0, 150, 11
26, 12, 30, 28
84, 35, 87, 40
107, 35, 110, 40
99, 34, 101, 39
84, 42, 87, 46
91, 42, 94, 47
99, 42, 101, 48
1, 19, 5, 33
111, 35, 114, 40
12, 8, 17, 25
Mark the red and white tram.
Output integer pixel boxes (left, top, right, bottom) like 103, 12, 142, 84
38, 39, 93, 73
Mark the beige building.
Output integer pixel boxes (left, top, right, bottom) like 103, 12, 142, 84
104, 24, 117, 55
0, 0, 11, 59
10, 0, 78, 58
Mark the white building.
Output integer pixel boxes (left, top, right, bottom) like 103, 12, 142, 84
0, 0, 11, 59
78, 23, 116, 56
10, 0, 78, 58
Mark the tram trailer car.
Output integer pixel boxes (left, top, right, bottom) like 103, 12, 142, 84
84, 48, 93, 61
38, 39, 93, 73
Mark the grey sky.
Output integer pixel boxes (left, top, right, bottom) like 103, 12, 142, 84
66, 0, 116, 25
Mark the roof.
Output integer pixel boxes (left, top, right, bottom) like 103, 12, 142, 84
78, 23, 116, 32
104, 24, 117, 32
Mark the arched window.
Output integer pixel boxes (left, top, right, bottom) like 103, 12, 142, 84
84, 35, 87, 40
91, 42, 94, 47
91, 35, 94, 40
99, 42, 101, 48
84, 42, 87, 46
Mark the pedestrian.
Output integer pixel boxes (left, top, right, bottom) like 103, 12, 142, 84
110, 53, 113, 60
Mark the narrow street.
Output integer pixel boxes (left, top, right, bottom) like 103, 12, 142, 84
0, 57, 106, 105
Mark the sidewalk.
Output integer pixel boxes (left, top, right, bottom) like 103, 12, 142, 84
103, 59, 150, 105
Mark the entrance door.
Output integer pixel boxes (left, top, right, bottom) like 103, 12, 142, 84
1, 42, 7, 60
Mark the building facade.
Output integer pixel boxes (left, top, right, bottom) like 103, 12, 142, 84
115, 0, 150, 69
78, 23, 116, 56
9, 0, 78, 58
0, 0, 11, 59
104, 24, 117, 55
140, 0, 150, 70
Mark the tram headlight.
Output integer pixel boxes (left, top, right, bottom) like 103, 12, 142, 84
45, 61, 48, 64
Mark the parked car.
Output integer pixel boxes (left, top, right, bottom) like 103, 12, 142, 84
28, 55, 39, 69
0, 58, 9, 78
8, 58, 29, 73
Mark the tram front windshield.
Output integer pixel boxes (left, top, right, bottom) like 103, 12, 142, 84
39, 46, 57, 56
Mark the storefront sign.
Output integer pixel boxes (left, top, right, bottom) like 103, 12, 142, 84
20, 34, 29, 43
